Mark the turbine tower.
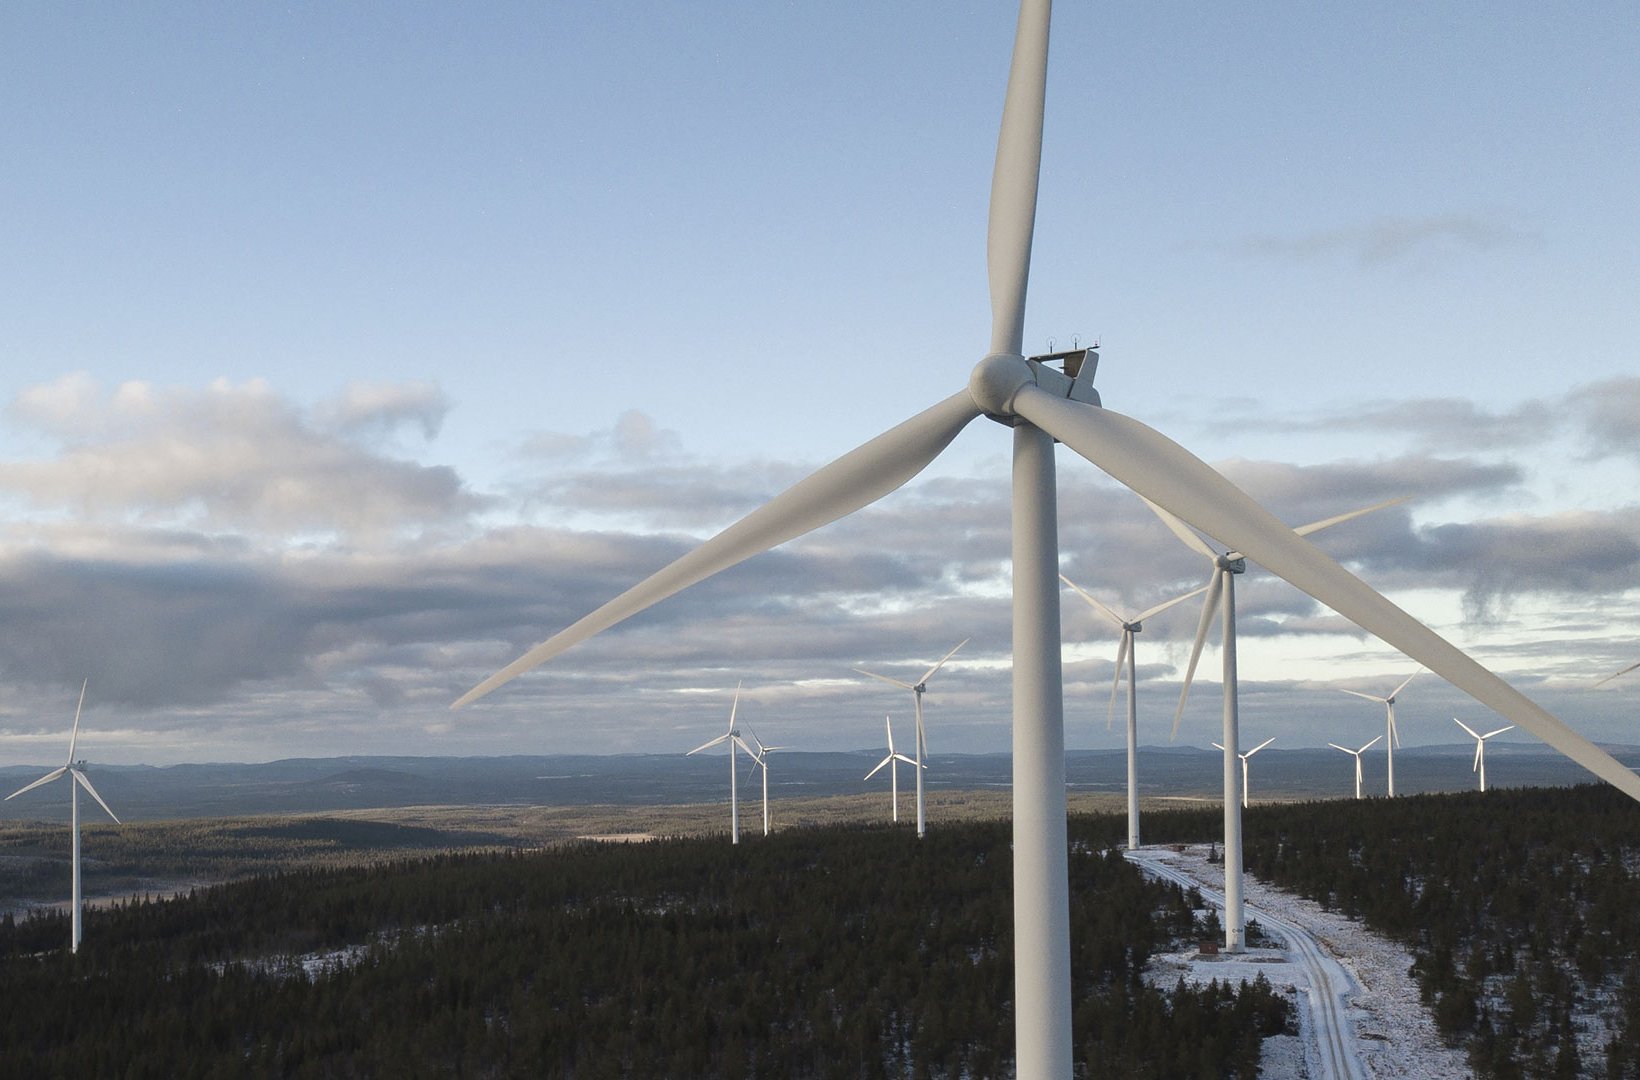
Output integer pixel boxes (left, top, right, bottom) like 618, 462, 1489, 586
855, 638, 967, 839
4, 680, 122, 954
1328, 735, 1383, 800
865, 715, 918, 823
1213, 737, 1274, 809
742, 728, 786, 837
452, 2, 1640, 1070
1061, 575, 1204, 850
1338, 670, 1419, 796
1154, 495, 1398, 952
686, 684, 753, 844
1455, 717, 1513, 792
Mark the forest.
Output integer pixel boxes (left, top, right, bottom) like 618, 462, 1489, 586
0, 817, 1289, 1078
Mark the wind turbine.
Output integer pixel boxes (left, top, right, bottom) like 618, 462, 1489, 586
1153, 495, 1399, 952
1337, 670, 1419, 797
1212, 737, 1274, 809
855, 638, 968, 839
1061, 575, 1205, 849
453, 2, 1640, 1071
1328, 735, 1383, 800
742, 727, 786, 837
1455, 717, 1514, 792
5, 680, 122, 954
686, 684, 754, 844
865, 715, 918, 824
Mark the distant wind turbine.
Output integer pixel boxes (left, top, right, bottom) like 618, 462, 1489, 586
742, 727, 786, 837
450, 1, 1640, 1068
865, 715, 918, 823
855, 638, 967, 839
1327, 735, 1383, 800
1455, 717, 1514, 792
1153, 495, 1400, 952
5, 680, 122, 953
1338, 670, 1419, 797
1061, 575, 1205, 849
686, 684, 754, 844
1213, 737, 1274, 809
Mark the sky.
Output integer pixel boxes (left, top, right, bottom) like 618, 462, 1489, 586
1, 3, 1637, 766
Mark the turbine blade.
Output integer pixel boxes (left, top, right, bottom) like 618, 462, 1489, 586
1360, 735, 1383, 752
919, 638, 970, 685
728, 682, 741, 731
1211, 742, 1225, 751
453, 391, 981, 707
856, 669, 916, 692
865, 754, 894, 781
72, 770, 120, 824
1139, 496, 1218, 560
884, 715, 895, 754
1389, 670, 1420, 699
1453, 716, 1480, 740
985, 0, 1050, 356
1326, 744, 1350, 754
1337, 688, 1383, 703
1473, 741, 1483, 771
1593, 658, 1640, 687
1289, 496, 1407, 540
893, 753, 919, 766
66, 678, 87, 765
1134, 583, 1210, 624
1012, 387, 1640, 802
1388, 707, 1401, 749
1169, 570, 1222, 740
1060, 574, 1126, 629
1483, 726, 1514, 740
6, 766, 67, 800
687, 732, 730, 756
1246, 737, 1275, 757
1107, 631, 1130, 731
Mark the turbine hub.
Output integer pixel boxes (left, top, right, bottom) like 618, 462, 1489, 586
968, 352, 1033, 419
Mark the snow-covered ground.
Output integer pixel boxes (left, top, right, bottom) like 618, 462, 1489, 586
1129, 844, 1471, 1080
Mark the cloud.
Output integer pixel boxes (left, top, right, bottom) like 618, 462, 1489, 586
1215, 397, 1555, 454
1236, 213, 1538, 267
1567, 377, 1640, 462
0, 376, 485, 536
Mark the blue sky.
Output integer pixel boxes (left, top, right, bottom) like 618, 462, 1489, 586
1, 3, 1637, 766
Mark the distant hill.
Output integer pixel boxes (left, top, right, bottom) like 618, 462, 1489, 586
2, 744, 1638, 823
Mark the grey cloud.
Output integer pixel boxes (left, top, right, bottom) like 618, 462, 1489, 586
1215, 397, 1555, 454
1237, 213, 1538, 267
319, 381, 450, 440
1567, 377, 1640, 462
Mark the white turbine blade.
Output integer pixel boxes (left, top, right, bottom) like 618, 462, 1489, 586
893, 753, 918, 767
1453, 716, 1480, 740
6, 766, 67, 801
1289, 496, 1408, 540
884, 715, 896, 755
856, 668, 916, 692
1359, 735, 1383, 753
985, 0, 1050, 356
1483, 725, 1515, 740
1388, 707, 1402, 750
1246, 737, 1275, 757
65, 678, 88, 765
865, 754, 894, 781
1013, 387, 1640, 802
1593, 658, 1640, 687
732, 734, 757, 758
1139, 496, 1217, 560
687, 732, 731, 756
72, 770, 120, 824
1337, 688, 1385, 704
1472, 741, 1483, 771
1389, 670, 1420, 699
919, 638, 970, 685
1169, 570, 1222, 740
1134, 583, 1210, 624
727, 682, 741, 731
453, 391, 981, 708
1211, 741, 1225, 751
1106, 631, 1130, 730
1327, 743, 1351, 754
1060, 574, 1126, 629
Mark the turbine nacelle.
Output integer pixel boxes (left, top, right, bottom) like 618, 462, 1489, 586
968, 349, 1100, 423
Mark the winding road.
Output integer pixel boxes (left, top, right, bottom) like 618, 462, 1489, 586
1126, 849, 1367, 1080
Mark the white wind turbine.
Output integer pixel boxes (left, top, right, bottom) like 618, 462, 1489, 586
1338, 670, 1419, 797
1212, 737, 1274, 809
1153, 495, 1399, 953
742, 727, 787, 837
1061, 575, 1205, 849
1455, 717, 1514, 792
1328, 735, 1383, 800
864, 715, 918, 824
5, 680, 122, 954
686, 684, 754, 844
453, 3, 1640, 1070
855, 638, 968, 839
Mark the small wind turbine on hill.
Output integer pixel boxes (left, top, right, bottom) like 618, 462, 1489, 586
743, 728, 786, 836
865, 715, 918, 824
855, 638, 967, 839
1338, 670, 1419, 796
686, 684, 753, 844
452, 2, 1640, 1069
1061, 575, 1204, 849
5, 680, 122, 954
1455, 717, 1513, 792
1328, 735, 1382, 800
1213, 737, 1274, 809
